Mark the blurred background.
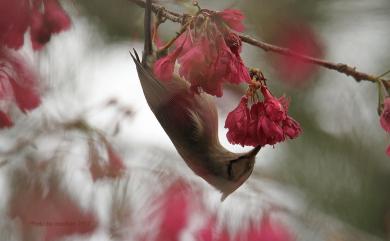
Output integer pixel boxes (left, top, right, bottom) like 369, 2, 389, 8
1, 0, 390, 240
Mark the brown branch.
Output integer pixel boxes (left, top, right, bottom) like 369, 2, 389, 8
128, 0, 390, 86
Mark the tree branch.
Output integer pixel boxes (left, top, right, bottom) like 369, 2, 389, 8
128, 0, 389, 86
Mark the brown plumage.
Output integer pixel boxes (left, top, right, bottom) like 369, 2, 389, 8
130, 0, 260, 200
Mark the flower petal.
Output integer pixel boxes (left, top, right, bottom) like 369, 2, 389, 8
217, 9, 245, 32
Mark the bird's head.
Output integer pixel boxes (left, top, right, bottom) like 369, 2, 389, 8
215, 146, 261, 201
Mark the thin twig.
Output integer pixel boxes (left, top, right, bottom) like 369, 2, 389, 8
128, 0, 390, 86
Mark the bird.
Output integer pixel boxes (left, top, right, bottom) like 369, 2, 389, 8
130, 0, 261, 200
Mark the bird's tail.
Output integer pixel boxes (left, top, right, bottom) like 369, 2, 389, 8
142, 0, 153, 65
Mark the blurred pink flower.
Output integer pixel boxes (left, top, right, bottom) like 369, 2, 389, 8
9, 187, 97, 241
0, 0, 30, 49
157, 181, 194, 241
89, 141, 126, 181
196, 218, 230, 241
271, 22, 323, 87
0, 0, 70, 50
217, 9, 245, 32
245, 215, 294, 241
386, 145, 390, 157
196, 214, 294, 241
0, 48, 41, 128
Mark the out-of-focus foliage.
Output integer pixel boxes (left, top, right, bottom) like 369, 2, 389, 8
76, 0, 144, 40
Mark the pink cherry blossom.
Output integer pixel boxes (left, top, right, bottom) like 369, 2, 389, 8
261, 86, 287, 122
282, 116, 302, 139
0, 111, 12, 128
155, 9, 249, 97
225, 96, 250, 146
225, 86, 302, 147
259, 115, 285, 145
0, 48, 41, 128
217, 9, 245, 32
154, 47, 182, 82
177, 33, 249, 96
0, 0, 70, 50
0, 0, 30, 49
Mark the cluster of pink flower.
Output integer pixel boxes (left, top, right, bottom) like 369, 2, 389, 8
154, 9, 250, 97
153, 9, 302, 147
225, 85, 301, 147
151, 180, 293, 241
0, 0, 71, 128
0, 0, 71, 50
0, 48, 41, 128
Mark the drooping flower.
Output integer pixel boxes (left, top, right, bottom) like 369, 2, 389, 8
216, 9, 245, 32
154, 8, 250, 97
0, 48, 41, 128
154, 46, 182, 82
247, 102, 285, 146
259, 115, 285, 145
282, 116, 301, 139
225, 85, 302, 147
43, 0, 71, 34
0, 0, 30, 49
225, 96, 250, 146
261, 86, 287, 122
0, 0, 70, 50
0, 111, 13, 128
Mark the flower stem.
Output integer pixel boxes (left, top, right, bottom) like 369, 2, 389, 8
377, 69, 390, 79
128, 0, 390, 86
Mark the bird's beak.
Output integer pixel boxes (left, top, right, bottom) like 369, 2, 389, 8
221, 192, 229, 202
247, 145, 261, 157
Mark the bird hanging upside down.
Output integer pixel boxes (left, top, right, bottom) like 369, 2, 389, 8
130, 0, 260, 200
